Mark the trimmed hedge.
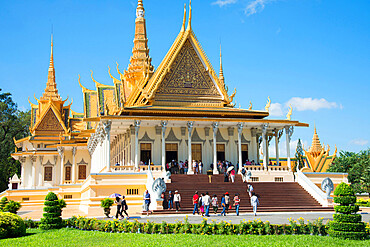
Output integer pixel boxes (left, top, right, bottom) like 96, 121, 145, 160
334, 205, 360, 214
39, 192, 66, 230
0, 212, 26, 239
333, 196, 357, 205
65, 216, 329, 236
333, 213, 362, 223
329, 182, 367, 240
334, 183, 355, 196
330, 222, 365, 232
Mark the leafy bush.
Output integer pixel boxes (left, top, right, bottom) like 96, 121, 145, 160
66, 216, 329, 236
39, 192, 66, 230
4, 200, 21, 214
333, 196, 357, 205
334, 205, 360, 214
329, 182, 367, 240
0, 197, 8, 211
23, 218, 39, 228
334, 182, 355, 196
0, 212, 26, 239
333, 213, 362, 223
100, 198, 114, 209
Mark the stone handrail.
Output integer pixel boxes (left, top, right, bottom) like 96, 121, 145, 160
267, 166, 289, 171
111, 165, 135, 171
296, 169, 331, 207
139, 165, 163, 171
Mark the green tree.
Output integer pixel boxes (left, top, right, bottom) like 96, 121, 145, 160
294, 139, 305, 172
328, 149, 370, 194
0, 88, 31, 192
360, 165, 370, 198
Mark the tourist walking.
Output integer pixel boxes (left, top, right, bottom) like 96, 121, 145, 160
161, 192, 168, 210
220, 194, 226, 216
199, 160, 203, 174
224, 192, 230, 213
143, 190, 151, 216
247, 184, 254, 197
115, 196, 124, 219
233, 193, 240, 216
211, 194, 218, 214
168, 191, 174, 210
204, 192, 211, 217
174, 190, 181, 212
199, 193, 205, 216
192, 191, 200, 215
230, 168, 236, 183
250, 192, 260, 216
241, 167, 247, 183
121, 196, 129, 219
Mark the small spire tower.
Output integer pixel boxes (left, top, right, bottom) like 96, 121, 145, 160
40, 34, 61, 101
125, 0, 154, 85
219, 44, 224, 85
308, 124, 323, 155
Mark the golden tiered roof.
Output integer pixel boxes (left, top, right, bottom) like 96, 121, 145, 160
308, 126, 323, 155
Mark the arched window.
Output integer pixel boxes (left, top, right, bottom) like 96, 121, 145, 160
44, 167, 52, 181
78, 165, 87, 180
65, 166, 71, 181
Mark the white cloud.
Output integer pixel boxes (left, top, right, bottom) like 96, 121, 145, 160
212, 0, 238, 7
269, 103, 284, 117
244, 0, 272, 16
286, 97, 338, 111
350, 139, 369, 146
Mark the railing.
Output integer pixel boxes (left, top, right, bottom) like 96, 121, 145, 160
296, 169, 331, 206
139, 165, 163, 171
268, 166, 289, 171
111, 165, 135, 171
243, 165, 289, 171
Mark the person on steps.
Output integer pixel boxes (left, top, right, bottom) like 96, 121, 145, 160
233, 193, 240, 216
174, 190, 181, 212
204, 192, 211, 217
193, 191, 200, 215
220, 194, 226, 216
250, 192, 260, 216
224, 192, 230, 213
168, 191, 174, 210
143, 190, 151, 216
211, 194, 218, 214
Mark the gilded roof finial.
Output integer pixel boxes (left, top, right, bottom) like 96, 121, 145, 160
136, 0, 145, 17
219, 43, 224, 83
186, 0, 192, 31
40, 33, 61, 101
286, 104, 293, 120
248, 101, 253, 110
265, 96, 271, 112
181, 3, 187, 32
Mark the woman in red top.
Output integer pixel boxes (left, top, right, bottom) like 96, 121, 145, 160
234, 193, 240, 216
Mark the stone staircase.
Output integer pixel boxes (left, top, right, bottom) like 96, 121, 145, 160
149, 174, 333, 214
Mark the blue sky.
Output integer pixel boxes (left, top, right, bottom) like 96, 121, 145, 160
0, 0, 369, 155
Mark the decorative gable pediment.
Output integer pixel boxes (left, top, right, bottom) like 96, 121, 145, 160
35, 107, 65, 133
155, 39, 221, 99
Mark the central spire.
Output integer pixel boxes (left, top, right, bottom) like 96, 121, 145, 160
40, 34, 61, 101
125, 0, 154, 86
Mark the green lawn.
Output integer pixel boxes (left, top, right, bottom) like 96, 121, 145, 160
1, 228, 369, 247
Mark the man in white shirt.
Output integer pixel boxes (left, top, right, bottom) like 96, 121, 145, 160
174, 190, 181, 212
203, 192, 211, 217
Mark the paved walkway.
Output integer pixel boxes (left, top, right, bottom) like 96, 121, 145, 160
102, 212, 370, 225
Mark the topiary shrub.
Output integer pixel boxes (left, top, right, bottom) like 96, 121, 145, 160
0, 197, 8, 212
0, 212, 26, 239
329, 182, 367, 240
39, 192, 66, 230
4, 200, 21, 214
100, 198, 114, 218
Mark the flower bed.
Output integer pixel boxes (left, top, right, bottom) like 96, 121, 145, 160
356, 198, 370, 207
63, 216, 331, 236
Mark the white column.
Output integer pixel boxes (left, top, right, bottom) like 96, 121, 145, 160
262, 123, 268, 169
57, 147, 64, 185
187, 121, 194, 174
212, 122, 219, 175
72, 147, 76, 183
285, 126, 294, 171
103, 121, 112, 171
53, 155, 58, 186
20, 157, 26, 188
134, 120, 141, 170
237, 123, 243, 173
38, 156, 43, 187
31, 156, 37, 188
274, 130, 280, 166
161, 121, 168, 170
